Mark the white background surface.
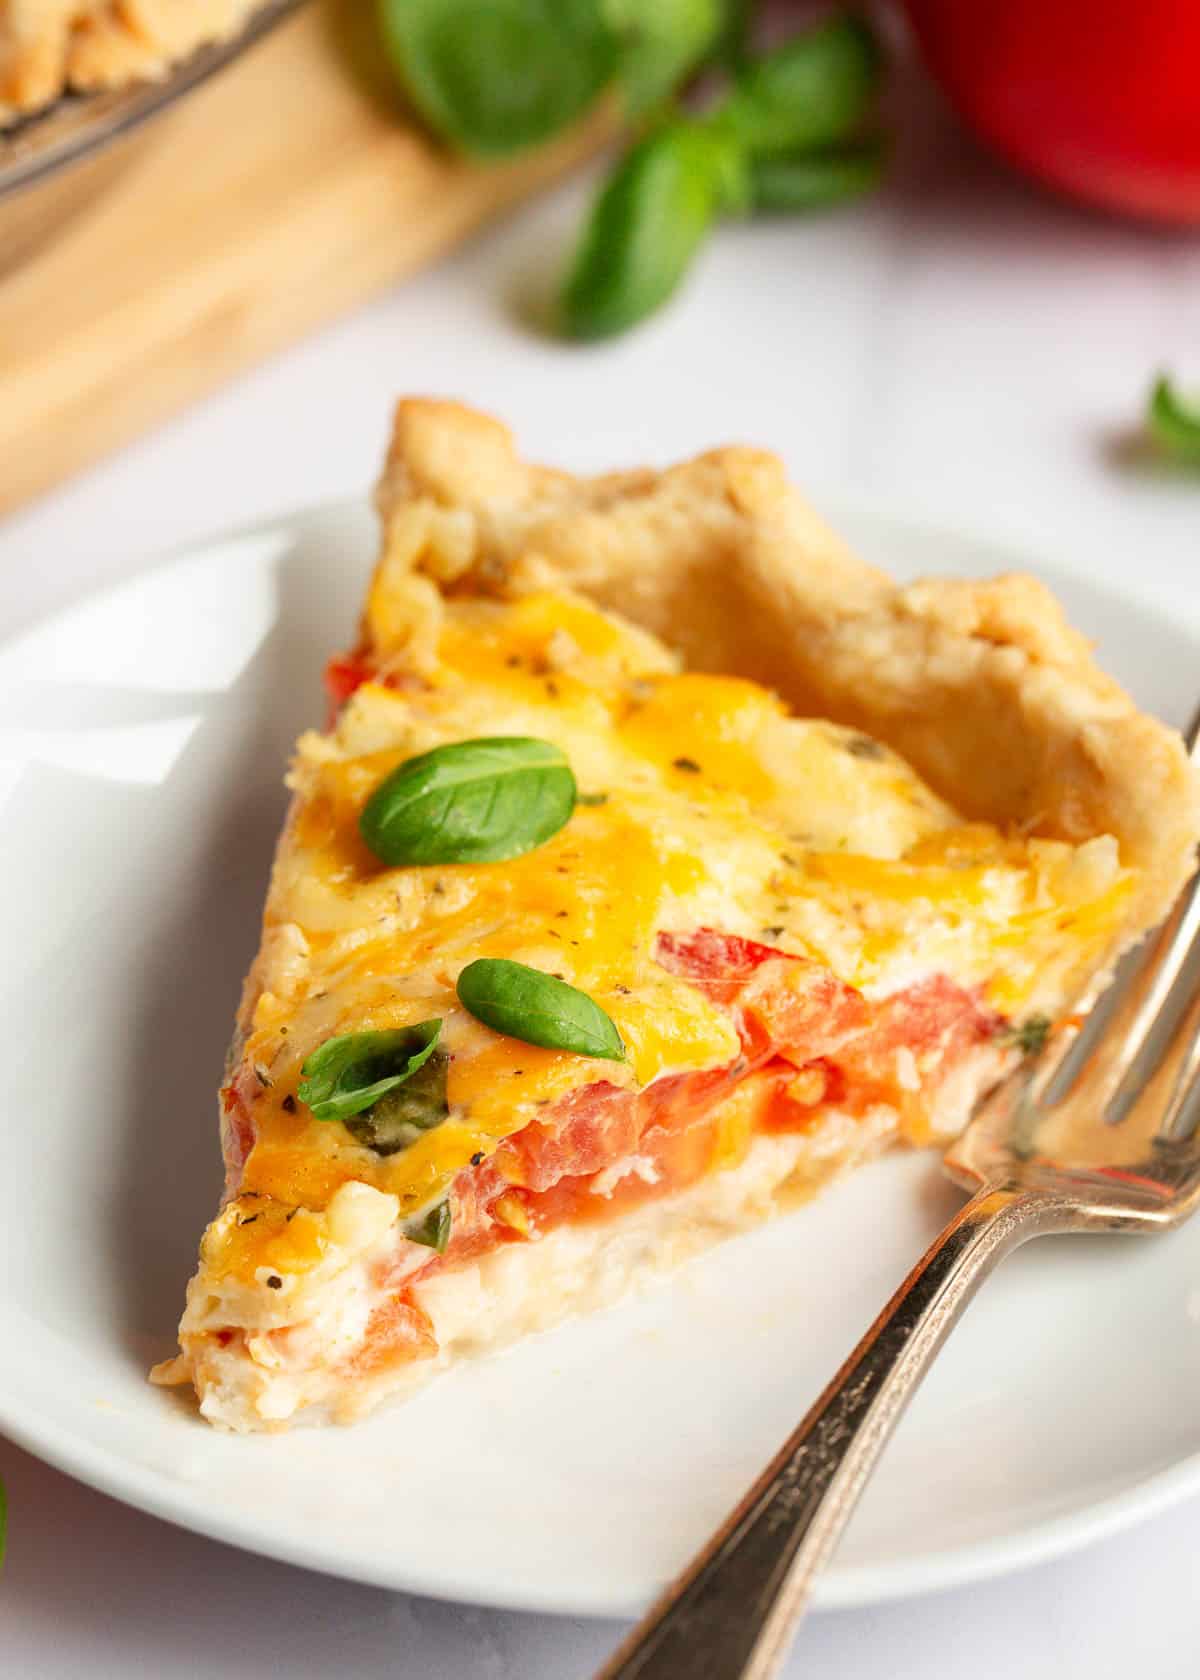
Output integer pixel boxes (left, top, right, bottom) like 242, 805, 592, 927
4, 57, 1200, 1679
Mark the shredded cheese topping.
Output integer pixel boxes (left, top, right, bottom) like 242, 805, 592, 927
211, 588, 1132, 1282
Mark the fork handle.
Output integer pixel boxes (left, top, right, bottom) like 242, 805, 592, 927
595, 1186, 1072, 1680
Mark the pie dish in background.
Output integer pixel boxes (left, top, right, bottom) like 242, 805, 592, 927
0, 0, 268, 123
0, 0, 301, 272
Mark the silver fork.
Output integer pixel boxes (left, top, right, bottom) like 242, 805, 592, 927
595, 718, 1200, 1680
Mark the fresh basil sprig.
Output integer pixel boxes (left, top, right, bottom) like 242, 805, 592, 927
379, 0, 616, 158
345, 1051, 450, 1155
562, 13, 884, 338
298, 1021, 442, 1123
563, 122, 746, 340
360, 737, 577, 867
375, 5, 888, 341
405, 1199, 453, 1253
1147, 373, 1200, 465
709, 15, 881, 157
457, 957, 625, 1059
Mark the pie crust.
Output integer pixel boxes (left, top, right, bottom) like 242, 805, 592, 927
1, 0, 261, 123
372, 398, 1200, 1006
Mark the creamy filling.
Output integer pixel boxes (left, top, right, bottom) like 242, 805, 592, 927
155, 1039, 1011, 1431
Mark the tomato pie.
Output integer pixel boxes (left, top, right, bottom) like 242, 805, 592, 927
1, 0, 262, 123
153, 400, 1200, 1431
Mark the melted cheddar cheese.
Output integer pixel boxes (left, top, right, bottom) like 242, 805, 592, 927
212, 589, 1134, 1281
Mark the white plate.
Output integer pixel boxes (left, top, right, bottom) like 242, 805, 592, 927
3, 501, 1200, 1619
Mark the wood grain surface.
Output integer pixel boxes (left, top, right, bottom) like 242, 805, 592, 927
0, 1, 611, 514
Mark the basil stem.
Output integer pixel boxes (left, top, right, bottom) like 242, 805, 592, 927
1148, 374, 1200, 464
710, 14, 882, 159
360, 737, 577, 867
378, 0, 616, 159
344, 1051, 450, 1156
562, 121, 746, 340
456, 957, 625, 1059
749, 138, 886, 213
298, 1021, 442, 1123
406, 1200, 452, 1253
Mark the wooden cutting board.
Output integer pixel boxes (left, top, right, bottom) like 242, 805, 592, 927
0, 2, 612, 515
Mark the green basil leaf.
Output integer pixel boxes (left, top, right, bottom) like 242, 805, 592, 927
344, 1051, 450, 1156
406, 1200, 452, 1252
1001, 1014, 1052, 1058
562, 122, 745, 340
298, 1021, 442, 1123
360, 737, 577, 866
713, 0, 752, 70
749, 138, 886, 213
604, 0, 722, 114
1148, 374, 1200, 464
457, 957, 625, 1059
378, 0, 616, 158
711, 15, 883, 158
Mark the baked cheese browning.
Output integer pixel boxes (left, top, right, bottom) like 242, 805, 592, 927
156, 402, 1200, 1432
203, 587, 1137, 1301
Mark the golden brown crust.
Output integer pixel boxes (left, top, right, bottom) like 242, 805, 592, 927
371, 398, 1200, 978
0, 0, 261, 123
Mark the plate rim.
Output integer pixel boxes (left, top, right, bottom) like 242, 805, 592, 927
3, 493, 1200, 1618
5, 1385, 1200, 1617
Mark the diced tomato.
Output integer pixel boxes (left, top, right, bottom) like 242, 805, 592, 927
333, 931, 1005, 1369
764, 1060, 838, 1132
496, 1067, 786, 1241
654, 927, 869, 1063
341, 1294, 436, 1377
423, 939, 1004, 1282
654, 928, 795, 1002
635, 1060, 751, 1130
834, 975, 1000, 1110
219, 1070, 258, 1197
324, 652, 373, 712
494, 1059, 763, 1207
740, 963, 868, 1065
496, 1080, 637, 1193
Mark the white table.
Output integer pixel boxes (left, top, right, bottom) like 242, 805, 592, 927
4, 80, 1200, 1678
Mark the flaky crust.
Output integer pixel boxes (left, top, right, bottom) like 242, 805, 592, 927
0, 0, 261, 123
370, 398, 1200, 979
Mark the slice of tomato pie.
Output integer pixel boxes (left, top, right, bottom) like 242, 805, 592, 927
153, 401, 1200, 1430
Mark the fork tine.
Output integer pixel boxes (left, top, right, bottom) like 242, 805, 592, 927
1156, 1027, 1200, 1143
1037, 708, 1200, 1120
1035, 874, 1200, 1116
1104, 873, 1200, 1123
1106, 711, 1200, 1121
